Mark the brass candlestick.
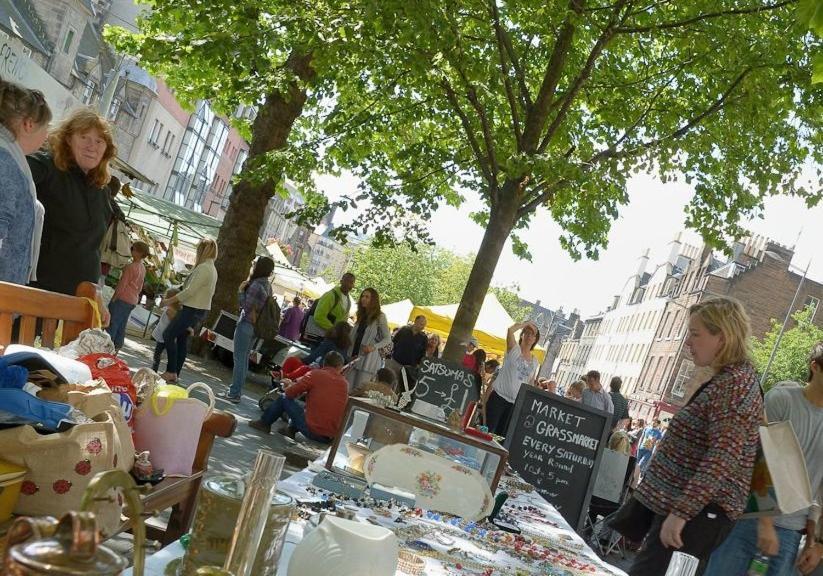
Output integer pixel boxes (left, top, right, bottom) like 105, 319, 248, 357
80, 470, 150, 576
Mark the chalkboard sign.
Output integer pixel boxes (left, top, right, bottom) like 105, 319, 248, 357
411, 358, 480, 416
504, 386, 612, 532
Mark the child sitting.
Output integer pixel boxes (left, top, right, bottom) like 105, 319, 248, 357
280, 321, 352, 380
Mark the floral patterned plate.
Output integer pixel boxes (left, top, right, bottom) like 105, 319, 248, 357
364, 444, 493, 521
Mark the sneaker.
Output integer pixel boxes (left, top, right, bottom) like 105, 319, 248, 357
248, 419, 271, 434
219, 392, 241, 404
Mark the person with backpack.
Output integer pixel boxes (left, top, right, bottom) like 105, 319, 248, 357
223, 256, 275, 404
301, 272, 355, 345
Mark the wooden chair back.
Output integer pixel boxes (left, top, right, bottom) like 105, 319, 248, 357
0, 281, 99, 348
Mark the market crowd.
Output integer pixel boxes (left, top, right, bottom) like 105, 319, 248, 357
3, 77, 822, 576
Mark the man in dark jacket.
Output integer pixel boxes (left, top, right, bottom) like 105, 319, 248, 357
385, 315, 428, 381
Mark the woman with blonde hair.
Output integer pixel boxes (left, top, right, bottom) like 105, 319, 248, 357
27, 108, 116, 299
0, 78, 51, 285
159, 239, 219, 382
347, 287, 391, 390
565, 379, 585, 401
425, 332, 441, 359
619, 298, 762, 576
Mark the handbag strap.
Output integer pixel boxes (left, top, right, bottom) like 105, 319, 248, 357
186, 382, 216, 417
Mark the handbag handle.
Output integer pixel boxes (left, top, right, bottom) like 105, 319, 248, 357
186, 382, 216, 418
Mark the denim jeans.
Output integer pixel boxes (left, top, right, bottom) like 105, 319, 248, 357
260, 394, 331, 443
229, 320, 255, 398
152, 340, 166, 372
704, 518, 803, 576
162, 306, 206, 376
637, 448, 654, 472
106, 299, 135, 350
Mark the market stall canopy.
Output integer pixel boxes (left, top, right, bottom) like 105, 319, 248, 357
117, 190, 269, 267
382, 299, 415, 329
266, 242, 293, 267
411, 293, 545, 361
302, 277, 334, 300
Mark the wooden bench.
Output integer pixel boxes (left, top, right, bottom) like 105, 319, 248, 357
0, 280, 237, 544
0, 281, 99, 347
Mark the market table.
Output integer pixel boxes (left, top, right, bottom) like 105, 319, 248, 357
132, 460, 628, 576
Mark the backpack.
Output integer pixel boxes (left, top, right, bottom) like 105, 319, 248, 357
299, 289, 341, 339
254, 295, 281, 341
100, 218, 132, 268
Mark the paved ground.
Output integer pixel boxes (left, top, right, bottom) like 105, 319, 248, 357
120, 333, 634, 572
119, 335, 317, 479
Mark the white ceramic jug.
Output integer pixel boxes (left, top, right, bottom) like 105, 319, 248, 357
287, 516, 398, 576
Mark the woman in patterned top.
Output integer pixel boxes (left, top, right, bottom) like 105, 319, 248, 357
629, 298, 762, 576
224, 256, 275, 403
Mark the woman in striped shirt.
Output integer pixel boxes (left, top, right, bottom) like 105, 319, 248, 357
629, 298, 762, 575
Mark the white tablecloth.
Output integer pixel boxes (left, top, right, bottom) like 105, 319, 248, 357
131, 464, 627, 576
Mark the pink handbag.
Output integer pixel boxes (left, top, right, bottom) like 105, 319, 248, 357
134, 383, 215, 476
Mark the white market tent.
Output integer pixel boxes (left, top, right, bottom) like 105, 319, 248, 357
382, 299, 415, 329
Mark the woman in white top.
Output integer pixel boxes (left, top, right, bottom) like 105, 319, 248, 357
159, 239, 218, 382
483, 321, 540, 435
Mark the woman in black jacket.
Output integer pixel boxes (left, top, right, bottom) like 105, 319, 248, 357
27, 108, 116, 323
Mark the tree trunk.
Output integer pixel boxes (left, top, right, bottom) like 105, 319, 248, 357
207, 52, 315, 330
442, 184, 520, 362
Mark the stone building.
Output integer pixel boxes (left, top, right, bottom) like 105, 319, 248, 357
554, 315, 602, 390
636, 236, 823, 421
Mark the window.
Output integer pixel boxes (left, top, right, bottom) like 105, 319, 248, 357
81, 81, 96, 105
162, 132, 176, 155
671, 360, 695, 397
62, 28, 76, 54
148, 120, 163, 146
108, 97, 121, 120
667, 311, 681, 338
805, 296, 820, 321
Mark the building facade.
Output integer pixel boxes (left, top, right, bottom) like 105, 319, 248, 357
637, 236, 823, 421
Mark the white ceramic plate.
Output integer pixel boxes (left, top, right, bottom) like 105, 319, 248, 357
364, 444, 493, 521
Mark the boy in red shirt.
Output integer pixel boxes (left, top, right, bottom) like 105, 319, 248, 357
106, 241, 149, 351
249, 350, 349, 443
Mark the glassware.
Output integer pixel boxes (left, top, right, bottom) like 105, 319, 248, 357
223, 450, 285, 576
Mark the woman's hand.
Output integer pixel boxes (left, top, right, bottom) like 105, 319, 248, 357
757, 517, 780, 556
362, 345, 375, 354
659, 513, 686, 549
797, 542, 822, 574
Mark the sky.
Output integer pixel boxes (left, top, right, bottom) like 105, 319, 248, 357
315, 170, 823, 318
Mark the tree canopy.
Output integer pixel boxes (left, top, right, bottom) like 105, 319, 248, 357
306, 0, 821, 357
111, 0, 822, 361
345, 242, 529, 319
752, 306, 823, 391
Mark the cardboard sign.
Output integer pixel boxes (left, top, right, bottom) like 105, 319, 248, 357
504, 386, 612, 532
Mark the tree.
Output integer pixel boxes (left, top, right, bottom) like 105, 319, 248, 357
347, 242, 471, 305
106, 1, 347, 324
307, 0, 820, 360
751, 306, 823, 391
490, 285, 531, 323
